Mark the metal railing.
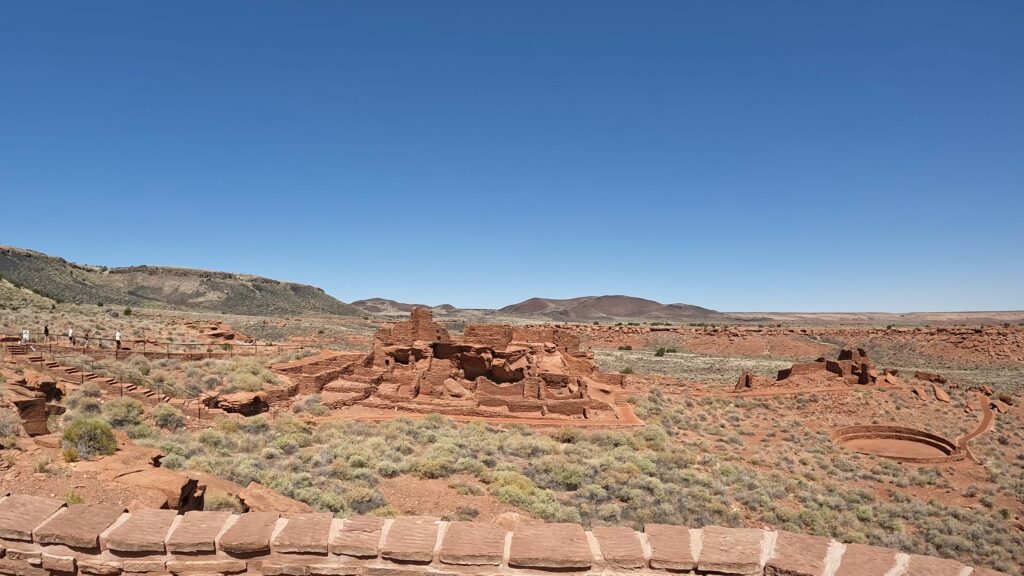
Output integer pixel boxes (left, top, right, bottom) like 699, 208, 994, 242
6, 343, 214, 419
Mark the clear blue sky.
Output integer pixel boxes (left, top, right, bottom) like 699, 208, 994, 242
1, 1, 1021, 312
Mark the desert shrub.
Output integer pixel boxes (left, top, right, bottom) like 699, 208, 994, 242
617, 345, 633, 350
66, 490, 84, 505
292, 395, 330, 417
125, 423, 153, 439
450, 481, 484, 496
620, 367, 634, 374
655, 347, 666, 357
456, 505, 480, 520
0, 409, 23, 447
64, 390, 102, 416
205, 494, 245, 513
160, 453, 186, 469
152, 404, 185, 430
553, 427, 582, 443
102, 398, 144, 428
61, 418, 116, 460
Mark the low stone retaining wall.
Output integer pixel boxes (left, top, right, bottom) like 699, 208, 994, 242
0, 493, 1005, 576
832, 425, 965, 463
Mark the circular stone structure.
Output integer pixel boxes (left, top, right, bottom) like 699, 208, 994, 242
832, 425, 965, 463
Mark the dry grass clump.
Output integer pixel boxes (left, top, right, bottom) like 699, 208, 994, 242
0, 409, 22, 448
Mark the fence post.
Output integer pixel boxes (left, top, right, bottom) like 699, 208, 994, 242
166, 343, 170, 359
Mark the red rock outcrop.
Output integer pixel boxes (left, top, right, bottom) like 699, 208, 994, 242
0, 368, 65, 436
202, 391, 270, 416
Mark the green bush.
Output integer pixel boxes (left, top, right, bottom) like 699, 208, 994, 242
617, 345, 633, 350
655, 347, 666, 357
61, 418, 116, 460
152, 404, 185, 431
620, 366, 634, 374
102, 398, 144, 428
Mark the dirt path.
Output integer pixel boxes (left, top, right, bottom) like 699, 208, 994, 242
958, 392, 996, 447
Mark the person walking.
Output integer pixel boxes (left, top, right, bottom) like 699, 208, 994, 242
68, 327, 75, 346
83, 332, 91, 349
115, 330, 122, 350
43, 325, 50, 343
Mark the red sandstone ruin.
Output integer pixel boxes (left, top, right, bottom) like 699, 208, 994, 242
272, 308, 630, 421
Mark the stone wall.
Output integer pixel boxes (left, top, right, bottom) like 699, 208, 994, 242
0, 492, 1005, 576
462, 325, 513, 350
377, 308, 451, 346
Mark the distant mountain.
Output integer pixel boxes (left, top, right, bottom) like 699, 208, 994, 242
0, 245, 361, 317
351, 298, 456, 316
499, 295, 729, 322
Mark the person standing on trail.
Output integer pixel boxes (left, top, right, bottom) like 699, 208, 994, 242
83, 332, 90, 349
21, 329, 30, 344
44, 325, 49, 343
68, 327, 75, 345
115, 330, 122, 350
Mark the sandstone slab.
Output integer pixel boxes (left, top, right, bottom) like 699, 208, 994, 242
765, 531, 830, 576
509, 523, 592, 569
0, 495, 64, 541
308, 562, 362, 576
166, 556, 247, 574
381, 517, 440, 563
330, 517, 384, 558
0, 558, 46, 576
219, 512, 280, 555
904, 554, 966, 576
591, 525, 644, 569
698, 526, 764, 575
438, 521, 505, 566
261, 555, 334, 576
105, 508, 177, 553
644, 524, 694, 570
76, 553, 123, 576
40, 550, 76, 573
835, 544, 898, 576
120, 557, 168, 572
166, 510, 232, 553
272, 513, 333, 554
34, 504, 126, 548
